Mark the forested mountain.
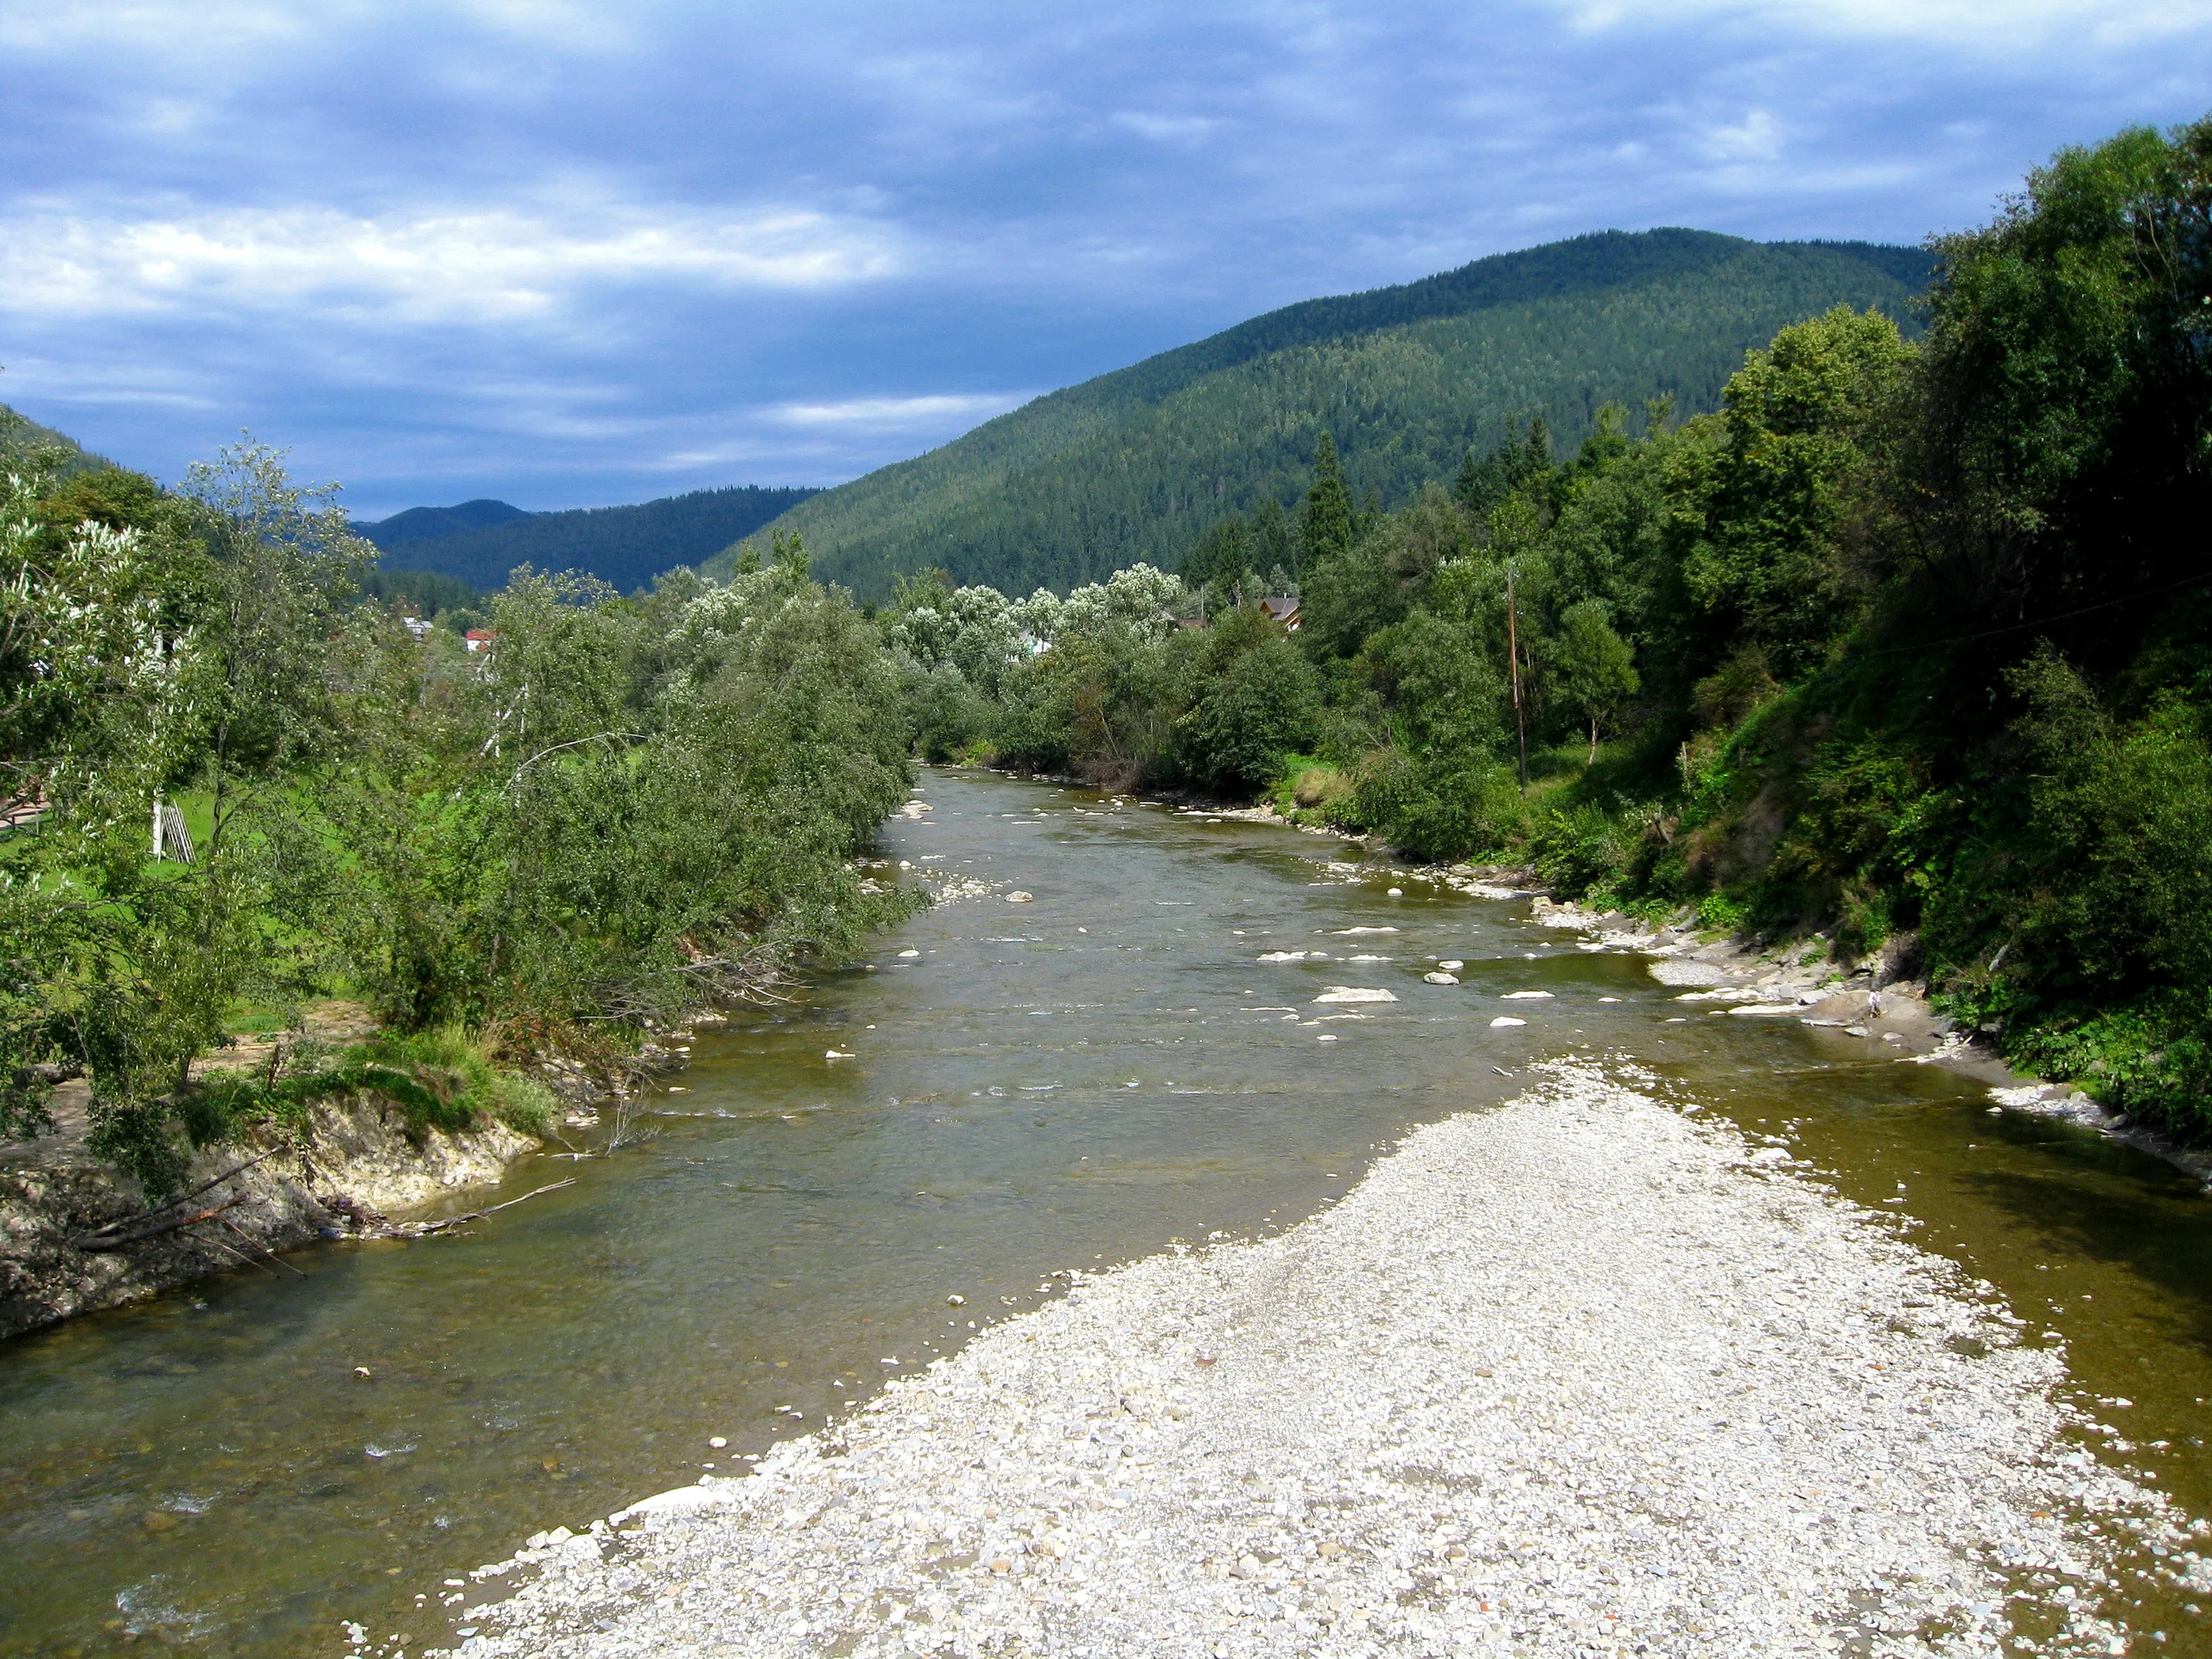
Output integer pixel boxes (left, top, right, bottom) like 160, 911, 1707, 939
719, 231, 1933, 599
0, 401, 108, 474
371, 483, 818, 593
359, 497, 531, 545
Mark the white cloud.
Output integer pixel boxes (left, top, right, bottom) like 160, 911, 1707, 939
770, 392, 1033, 428
0, 1, 321, 56
1555, 0, 2212, 48
0, 200, 903, 325
0, 354, 221, 413
0, 0, 627, 55
1112, 111, 1224, 144
1704, 108, 1783, 162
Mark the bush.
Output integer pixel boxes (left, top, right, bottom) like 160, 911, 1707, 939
1697, 892, 1749, 933
1277, 757, 1352, 815
1348, 749, 1522, 861
1530, 801, 1636, 899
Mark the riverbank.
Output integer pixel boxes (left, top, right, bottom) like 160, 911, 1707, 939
0, 1084, 540, 1341
1526, 895, 2212, 1191
435, 1061, 2191, 1659
0, 993, 754, 1340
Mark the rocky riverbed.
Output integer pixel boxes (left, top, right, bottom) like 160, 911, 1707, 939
430, 1061, 2198, 1659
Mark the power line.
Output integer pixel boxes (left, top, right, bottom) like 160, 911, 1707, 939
1845, 568, 2212, 662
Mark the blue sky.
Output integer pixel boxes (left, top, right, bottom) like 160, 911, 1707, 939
3, 1, 2209, 518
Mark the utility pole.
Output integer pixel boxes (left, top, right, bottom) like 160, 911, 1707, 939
1507, 567, 1529, 794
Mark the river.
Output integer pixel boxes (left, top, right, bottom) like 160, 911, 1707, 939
2, 769, 2207, 1657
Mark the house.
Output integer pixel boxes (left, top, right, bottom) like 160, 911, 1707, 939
1259, 596, 1301, 631
464, 628, 496, 654
400, 614, 433, 642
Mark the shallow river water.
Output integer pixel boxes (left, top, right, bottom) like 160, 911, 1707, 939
3, 769, 2209, 1657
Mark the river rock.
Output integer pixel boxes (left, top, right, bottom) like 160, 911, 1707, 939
1423, 972, 1459, 985
1007, 892, 1035, 904
450, 1062, 2162, 1659
1313, 988, 1396, 1004
1648, 959, 1730, 987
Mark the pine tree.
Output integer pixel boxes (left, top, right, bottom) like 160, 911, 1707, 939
1251, 497, 1298, 575
1300, 432, 1355, 565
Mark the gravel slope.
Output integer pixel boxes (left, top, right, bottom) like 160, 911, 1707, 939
434, 1063, 2180, 1659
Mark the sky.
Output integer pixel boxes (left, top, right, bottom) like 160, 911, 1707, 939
3, 1, 2209, 519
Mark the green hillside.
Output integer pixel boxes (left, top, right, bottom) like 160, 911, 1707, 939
0, 402, 107, 474
359, 497, 532, 545
726, 231, 1933, 598
373, 483, 818, 594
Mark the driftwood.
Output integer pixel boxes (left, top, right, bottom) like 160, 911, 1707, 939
74, 1193, 254, 1252
375, 1179, 575, 1238
68, 1147, 284, 1251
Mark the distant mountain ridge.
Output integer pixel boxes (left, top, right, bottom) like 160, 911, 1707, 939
359, 499, 533, 546
715, 229, 1936, 599
0, 401, 110, 474
368, 485, 820, 594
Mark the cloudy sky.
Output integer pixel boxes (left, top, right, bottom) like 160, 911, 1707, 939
3, 1, 2208, 518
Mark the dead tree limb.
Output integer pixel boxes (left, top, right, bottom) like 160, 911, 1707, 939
380, 1179, 575, 1239
74, 1194, 253, 1251
67, 1147, 285, 1250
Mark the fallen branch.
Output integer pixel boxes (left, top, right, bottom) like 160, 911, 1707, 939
74, 1193, 253, 1252
219, 1212, 308, 1275
69, 1147, 286, 1249
376, 1178, 576, 1239
194, 1226, 278, 1275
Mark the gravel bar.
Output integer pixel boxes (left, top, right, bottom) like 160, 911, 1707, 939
435, 1062, 2186, 1658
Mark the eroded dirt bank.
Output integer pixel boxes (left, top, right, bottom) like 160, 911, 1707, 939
0, 1090, 537, 1340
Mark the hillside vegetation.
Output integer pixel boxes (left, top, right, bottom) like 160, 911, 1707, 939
723, 232, 1930, 599
1, 433, 906, 1192
372, 483, 817, 593
861, 117, 2212, 1147
359, 497, 531, 544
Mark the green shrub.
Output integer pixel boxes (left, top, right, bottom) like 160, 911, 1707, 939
1348, 749, 1522, 862
1697, 892, 1749, 933
1530, 801, 1635, 899
1999, 992, 2212, 1146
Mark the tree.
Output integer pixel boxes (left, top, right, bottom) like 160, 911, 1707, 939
1300, 433, 1355, 567
0, 440, 371, 1190
1663, 306, 1910, 680
1554, 599, 1641, 761
1250, 497, 1298, 577
1181, 516, 1254, 607
1178, 607, 1317, 794
1453, 417, 1555, 519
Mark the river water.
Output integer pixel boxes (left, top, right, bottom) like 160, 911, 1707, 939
2, 769, 2208, 1657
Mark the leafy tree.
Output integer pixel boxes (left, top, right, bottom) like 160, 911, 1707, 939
1554, 600, 1640, 760
1, 440, 370, 1189
1662, 306, 1910, 680
1178, 608, 1317, 792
